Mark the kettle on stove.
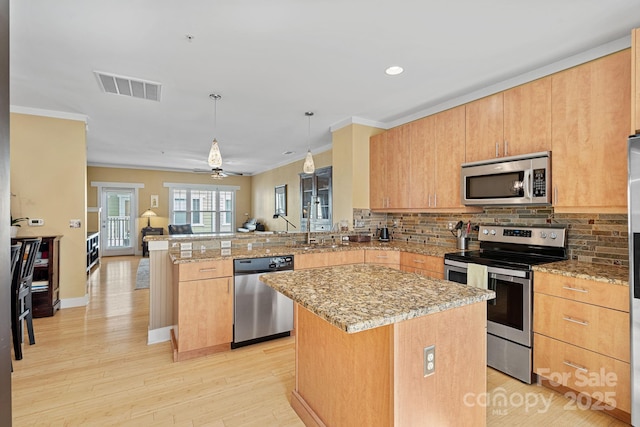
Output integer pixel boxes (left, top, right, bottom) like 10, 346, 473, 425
378, 227, 390, 242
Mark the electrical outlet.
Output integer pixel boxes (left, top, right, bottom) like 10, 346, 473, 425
28, 218, 44, 226
448, 222, 453, 230
221, 240, 232, 248
423, 345, 435, 377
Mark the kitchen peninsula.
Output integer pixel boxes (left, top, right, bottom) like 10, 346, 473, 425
260, 264, 495, 427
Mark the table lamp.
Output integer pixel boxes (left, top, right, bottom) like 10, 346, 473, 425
141, 209, 157, 227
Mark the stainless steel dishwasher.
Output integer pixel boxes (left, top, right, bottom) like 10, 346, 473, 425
232, 255, 294, 348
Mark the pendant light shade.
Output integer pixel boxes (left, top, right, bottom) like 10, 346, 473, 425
208, 139, 222, 168
208, 94, 223, 168
303, 111, 315, 174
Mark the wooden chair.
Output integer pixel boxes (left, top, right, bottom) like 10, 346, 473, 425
11, 237, 41, 360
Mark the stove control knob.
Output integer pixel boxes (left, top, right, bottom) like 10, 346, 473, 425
550, 232, 558, 240
483, 229, 489, 235
490, 229, 496, 235
540, 232, 547, 239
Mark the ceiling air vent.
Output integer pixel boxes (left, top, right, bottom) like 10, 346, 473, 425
94, 71, 161, 102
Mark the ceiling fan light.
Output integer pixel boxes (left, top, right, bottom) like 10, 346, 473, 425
303, 150, 315, 174
208, 139, 222, 168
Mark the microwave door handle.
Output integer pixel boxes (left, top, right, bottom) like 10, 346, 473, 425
523, 169, 532, 200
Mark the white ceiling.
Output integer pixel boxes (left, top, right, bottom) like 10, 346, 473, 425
9, 1, 640, 176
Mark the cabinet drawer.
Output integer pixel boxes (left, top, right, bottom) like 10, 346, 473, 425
365, 250, 400, 266
400, 265, 443, 279
400, 252, 443, 274
177, 259, 233, 281
534, 333, 630, 413
533, 293, 629, 362
535, 271, 628, 312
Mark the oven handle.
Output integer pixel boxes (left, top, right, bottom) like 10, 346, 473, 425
445, 260, 530, 280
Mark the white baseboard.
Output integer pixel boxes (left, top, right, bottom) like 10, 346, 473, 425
60, 294, 89, 309
148, 325, 174, 345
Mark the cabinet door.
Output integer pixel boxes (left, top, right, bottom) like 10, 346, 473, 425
386, 125, 411, 209
409, 116, 435, 208
633, 28, 640, 134
178, 277, 233, 352
434, 106, 466, 208
465, 93, 504, 162
369, 132, 387, 209
503, 77, 552, 156
551, 50, 630, 211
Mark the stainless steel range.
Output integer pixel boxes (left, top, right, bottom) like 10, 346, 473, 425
444, 225, 567, 383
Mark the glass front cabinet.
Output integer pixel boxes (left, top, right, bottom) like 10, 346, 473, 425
300, 166, 332, 232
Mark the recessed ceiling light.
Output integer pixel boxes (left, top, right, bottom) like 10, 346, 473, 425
385, 66, 404, 76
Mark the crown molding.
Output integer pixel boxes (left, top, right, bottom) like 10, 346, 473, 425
10, 105, 88, 123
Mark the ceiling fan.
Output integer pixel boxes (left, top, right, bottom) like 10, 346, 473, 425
193, 167, 245, 179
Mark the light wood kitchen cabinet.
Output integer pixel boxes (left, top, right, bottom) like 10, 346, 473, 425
533, 271, 630, 419
369, 125, 410, 209
551, 50, 630, 212
364, 249, 400, 269
633, 28, 640, 134
295, 250, 364, 270
172, 259, 233, 361
465, 78, 551, 163
410, 106, 467, 210
399, 252, 444, 279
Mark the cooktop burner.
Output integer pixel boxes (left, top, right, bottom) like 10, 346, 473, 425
444, 224, 567, 270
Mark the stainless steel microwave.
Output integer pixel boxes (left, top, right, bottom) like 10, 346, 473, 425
461, 151, 551, 206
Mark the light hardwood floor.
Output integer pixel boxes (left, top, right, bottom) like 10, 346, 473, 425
10, 256, 630, 426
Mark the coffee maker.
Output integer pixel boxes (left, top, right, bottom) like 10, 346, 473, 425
378, 227, 390, 242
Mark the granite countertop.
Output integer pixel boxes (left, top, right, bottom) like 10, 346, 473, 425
259, 264, 495, 334
169, 241, 454, 264
533, 260, 629, 286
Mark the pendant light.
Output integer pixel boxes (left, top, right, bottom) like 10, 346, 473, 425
207, 93, 223, 168
303, 111, 315, 174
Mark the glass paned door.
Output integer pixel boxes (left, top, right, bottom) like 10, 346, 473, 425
101, 188, 135, 256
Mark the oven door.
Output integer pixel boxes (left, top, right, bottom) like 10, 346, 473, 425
445, 260, 532, 347
486, 271, 532, 347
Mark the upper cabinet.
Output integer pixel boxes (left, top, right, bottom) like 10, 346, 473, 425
371, 106, 468, 211
632, 28, 640, 134
465, 78, 552, 163
427, 106, 467, 209
369, 125, 410, 209
551, 50, 630, 212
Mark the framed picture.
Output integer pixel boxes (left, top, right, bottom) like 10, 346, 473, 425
150, 194, 159, 208
275, 185, 287, 216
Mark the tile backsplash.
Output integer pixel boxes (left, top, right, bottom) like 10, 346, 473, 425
353, 207, 628, 267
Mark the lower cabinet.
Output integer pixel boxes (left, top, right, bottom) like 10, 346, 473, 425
364, 250, 400, 269
294, 250, 364, 270
172, 259, 233, 361
533, 271, 630, 420
399, 252, 444, 279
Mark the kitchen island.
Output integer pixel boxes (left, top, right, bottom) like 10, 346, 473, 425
260, 264, 495, 427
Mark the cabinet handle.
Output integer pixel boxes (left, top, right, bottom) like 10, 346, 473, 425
227, 278, 230, 293
413, 259, 425, 264
562, 285, 588, 293
376, 255, 389, 259
554, 186, 558, 204
504, 140, 508, 156
200, 268, 217, 272
434, 193, 437, 207
563, 360, 588, 372
495, 142, 500, 157
562, 316, 589, 326
428, 194, 431, 208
